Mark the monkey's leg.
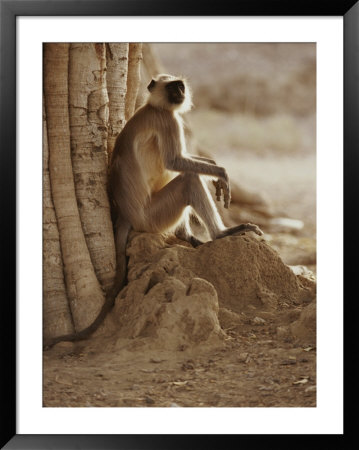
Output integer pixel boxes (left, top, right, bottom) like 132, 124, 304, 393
174, 208, 204, 248
145, 173, 260, 243
144, 173, 223, 241
182, 176, 261, 238
144, 175, 190, 232
184, 174, 226, 240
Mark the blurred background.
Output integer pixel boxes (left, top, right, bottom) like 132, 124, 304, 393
140, 43, 316, 270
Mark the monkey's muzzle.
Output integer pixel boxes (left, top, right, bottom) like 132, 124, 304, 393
166, 80, 186, 104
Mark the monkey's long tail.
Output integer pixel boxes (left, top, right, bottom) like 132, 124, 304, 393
43, 221, 131, 350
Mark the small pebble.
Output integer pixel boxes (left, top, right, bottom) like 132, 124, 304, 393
252, 316, 266, 325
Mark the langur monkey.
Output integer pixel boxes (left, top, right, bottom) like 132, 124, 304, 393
44, 74, 262, 349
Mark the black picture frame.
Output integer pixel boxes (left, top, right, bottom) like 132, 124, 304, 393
1, 0, 357, 448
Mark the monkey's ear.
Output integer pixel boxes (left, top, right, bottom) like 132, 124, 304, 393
147, 79, 156, 92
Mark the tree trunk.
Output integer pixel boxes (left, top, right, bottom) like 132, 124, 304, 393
106, 43, 129, 162
68, 43, 116, 294
43, 99, 74, 339
44, 43, 105, 332
142, 43, 163, 77
125, 43, 143, 121
136, 43, 163, 109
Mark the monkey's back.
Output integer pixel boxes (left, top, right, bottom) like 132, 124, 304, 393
109, 104, 175, 231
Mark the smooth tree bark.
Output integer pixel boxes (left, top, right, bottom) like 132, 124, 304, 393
43, 99, 75, 339
68, 43, 116, 294
106, 43, 129, 162
125, 43, 143, 121
44, 43, 105, 332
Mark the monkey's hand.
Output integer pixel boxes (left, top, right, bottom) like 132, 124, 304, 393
212, 178, 231, 209
212, 179, 222, 201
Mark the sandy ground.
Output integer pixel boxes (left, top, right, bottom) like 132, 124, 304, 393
43, 43, 316, 410
44, 327, 316, 408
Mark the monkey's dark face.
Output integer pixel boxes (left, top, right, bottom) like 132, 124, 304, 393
147, 75, 192, 112
165, 80, 186, 105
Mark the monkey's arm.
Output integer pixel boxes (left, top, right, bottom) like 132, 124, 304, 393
166, 155, 227, 182
179, 155, 230, 208
165, 155, 231, 208
191, 155, 217, 165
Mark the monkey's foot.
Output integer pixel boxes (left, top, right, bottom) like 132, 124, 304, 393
219, 223, 263, 239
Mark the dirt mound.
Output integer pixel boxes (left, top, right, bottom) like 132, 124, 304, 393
277, 300, 316, 344
109, 232, 315, 350
44, 232, 317, 408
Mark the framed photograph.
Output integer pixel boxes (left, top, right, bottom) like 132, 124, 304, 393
1, 0, 356, 448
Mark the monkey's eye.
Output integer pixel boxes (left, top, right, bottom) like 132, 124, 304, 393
166, 80, 185, 94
